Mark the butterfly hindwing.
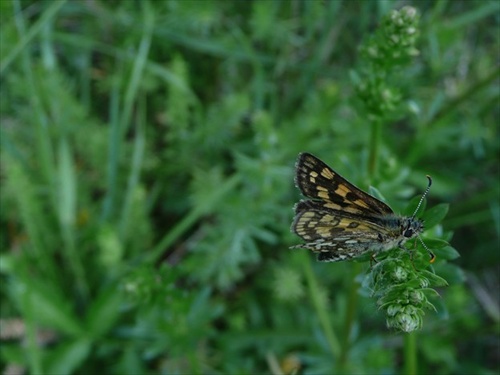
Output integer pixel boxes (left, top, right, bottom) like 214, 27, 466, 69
290, 206, 383, 261
292, 201, 385, 243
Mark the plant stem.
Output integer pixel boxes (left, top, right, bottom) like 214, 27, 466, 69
338, 262, 361, 369
303, 256, 340, 360
404, 331, 417, 375
368, 119, 382, 177
339, 117, 382, 368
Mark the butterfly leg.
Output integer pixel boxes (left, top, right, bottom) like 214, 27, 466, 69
398, 244, 418, 271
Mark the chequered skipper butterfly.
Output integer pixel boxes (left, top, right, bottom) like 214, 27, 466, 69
290, 153, 435, 263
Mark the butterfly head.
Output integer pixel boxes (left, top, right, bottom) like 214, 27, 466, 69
402, 217, 424, 239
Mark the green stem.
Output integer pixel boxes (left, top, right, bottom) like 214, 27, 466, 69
338, 118, 382, 369
339, 262, 361, 369
303, 256, 340, 360
22, 286, 42, 375
404, 332, 417, 375
368, 119, 382, 177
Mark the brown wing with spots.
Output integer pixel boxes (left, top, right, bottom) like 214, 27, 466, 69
294, 153, 394, 216
290, 200, 394, 262
291, 200, 387, 243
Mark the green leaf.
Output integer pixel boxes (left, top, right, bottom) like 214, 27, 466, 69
44, 339, 92, 375
422, 203, 449, 229
85, 286, 122, 338
433, 245, 461, 261
10, 279, 83, 337
0, 345, 27, 367
428, 294, 449, 320
368, 186, 388, 203
422, 238, 450, 249
57, 140, 76, 227
419, 270, 449, 287
433, 263, 466, 285
116, 347, 145, 375
403, 195, 428, 217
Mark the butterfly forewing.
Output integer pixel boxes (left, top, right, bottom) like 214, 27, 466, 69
295, 153, 394, 216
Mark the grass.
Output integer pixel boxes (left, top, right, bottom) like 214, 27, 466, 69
1, 0, 499, 374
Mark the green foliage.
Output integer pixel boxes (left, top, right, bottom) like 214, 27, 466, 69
1, 1, 498, 374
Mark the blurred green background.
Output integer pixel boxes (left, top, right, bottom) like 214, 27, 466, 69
1, 0, 499, 374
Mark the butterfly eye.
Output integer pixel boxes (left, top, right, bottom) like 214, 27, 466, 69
404, 228, 413, 238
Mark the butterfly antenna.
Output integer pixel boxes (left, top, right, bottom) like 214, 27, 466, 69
412, 176, 435, 263
411, 175, 432, 219
418, 235, 436, 263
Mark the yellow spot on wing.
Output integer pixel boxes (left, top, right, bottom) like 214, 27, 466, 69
354, 199, 370, 208
317, 227, 332, 237
318, 191, 330, 200
320, 168, 334, 179
320, 214, 334, 223
334, 184, 350, 197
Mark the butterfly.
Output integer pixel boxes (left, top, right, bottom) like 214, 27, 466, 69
290, 153, 435, 263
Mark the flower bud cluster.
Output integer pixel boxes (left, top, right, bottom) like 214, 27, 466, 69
362, 254, 445, 332
355, 6, 420, 120
360, 6, 420, 68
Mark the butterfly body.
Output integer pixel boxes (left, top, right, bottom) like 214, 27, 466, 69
291, 153, 426, 262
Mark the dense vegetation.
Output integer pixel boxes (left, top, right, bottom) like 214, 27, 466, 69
1, 1, 498, 374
